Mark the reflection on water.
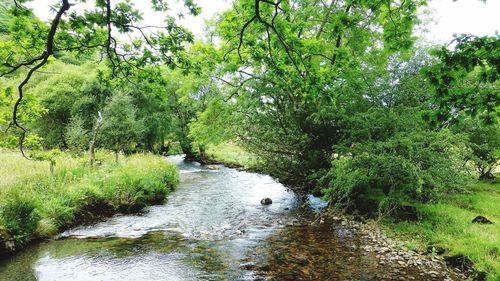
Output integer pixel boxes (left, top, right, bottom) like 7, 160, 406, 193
0, 156, 457, 281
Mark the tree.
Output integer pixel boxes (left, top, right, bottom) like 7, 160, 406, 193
0, 0, 199, 155
88, 111, 103, 166
162, 43, 220, 160
0, 0, 11, 34
118, 66, 175, 153
209, 0, 426, 188
29, 62, 94, 148
424, 34, 500, 126
98, 92, 143, 163
455, 119, 500, 180
189, 98, 235, 160
322, 129, 469, 216
65, 116, 89, 152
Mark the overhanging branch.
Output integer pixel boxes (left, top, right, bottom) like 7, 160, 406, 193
6, 0, 71, 158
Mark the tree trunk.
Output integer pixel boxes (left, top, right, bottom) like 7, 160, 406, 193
89, 112, 103, 166
479, 167, 495, 180
115, 150, 119, 164
180, 138, 197, 161
49, 162, 55, 175
199, 144, 208, 163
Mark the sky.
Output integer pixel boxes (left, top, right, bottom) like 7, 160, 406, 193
27, 0, 499, 44
27, 0, 232, 38
421, 0, 500, 44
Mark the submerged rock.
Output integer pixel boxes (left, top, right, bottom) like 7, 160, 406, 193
472, 215, 493, 224
240, 262, 256, 270
205, 165, 219, 170
260, 198, 273, 205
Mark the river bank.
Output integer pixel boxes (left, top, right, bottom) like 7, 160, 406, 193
1, 148, 496, 280
204, 143, 499, 280
0, 155, 470, 280
0, 151, 179, 259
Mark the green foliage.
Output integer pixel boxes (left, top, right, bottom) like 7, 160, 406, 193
454, 119, 500, 180
189, 98, 235, 147
98, 92, 144, 157
94, 155, 179, 211
162, 62, 221, 159
124, 66, 176, 152
0, 80, 47, 148
323, 130, 470, 213
0, 0, 11, 34
0, 191, 40, 247
0, 0, 202, 155
29, 149, 62, 174
28, 63, 95, 148
65, 116, 90, 152
0, 3, 48, 71
0, 152, 179, 253
0, 0, 195, 77
205, 142, 258, 169
424, 35, 500, 125
208, 0, 430, 187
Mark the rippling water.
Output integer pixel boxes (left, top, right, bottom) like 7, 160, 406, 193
0, 156, 302, 281
0, 156, 459, 281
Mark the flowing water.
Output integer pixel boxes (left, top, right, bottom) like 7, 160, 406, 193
0, 156, 458, 280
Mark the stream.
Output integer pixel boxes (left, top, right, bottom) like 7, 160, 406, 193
0, 156, 460, 280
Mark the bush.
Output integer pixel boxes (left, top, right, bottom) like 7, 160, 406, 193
323, 130, 470, 216
0, 191, 40, 248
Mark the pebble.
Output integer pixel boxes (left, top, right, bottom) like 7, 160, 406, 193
327, 214, 469, 280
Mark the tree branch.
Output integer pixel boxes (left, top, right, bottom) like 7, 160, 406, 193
9, 0, 71, 158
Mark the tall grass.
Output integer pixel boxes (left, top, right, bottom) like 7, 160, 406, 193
0, 151, 178, 257
0, 151, 80, 188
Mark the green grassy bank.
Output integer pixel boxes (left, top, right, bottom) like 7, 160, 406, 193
0, 151, 179, 257
383, 180, 499, 280
205, 143, 258, 169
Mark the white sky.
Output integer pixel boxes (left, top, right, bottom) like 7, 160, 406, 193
423, 0, 500, 44
27, 0, 232, 38
27, 0, 499, 44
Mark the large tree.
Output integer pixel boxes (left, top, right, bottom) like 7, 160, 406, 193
0, 0, 199, 156
209, 0, 426, 188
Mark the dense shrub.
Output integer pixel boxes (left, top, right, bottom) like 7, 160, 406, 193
0, 192, 40, 247
322, 130, 470, 216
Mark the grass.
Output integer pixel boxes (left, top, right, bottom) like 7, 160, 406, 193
0, 151, 81, 188
205, 142, 258, 169
0, 150, 179, 257
383, 180, 500, 280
